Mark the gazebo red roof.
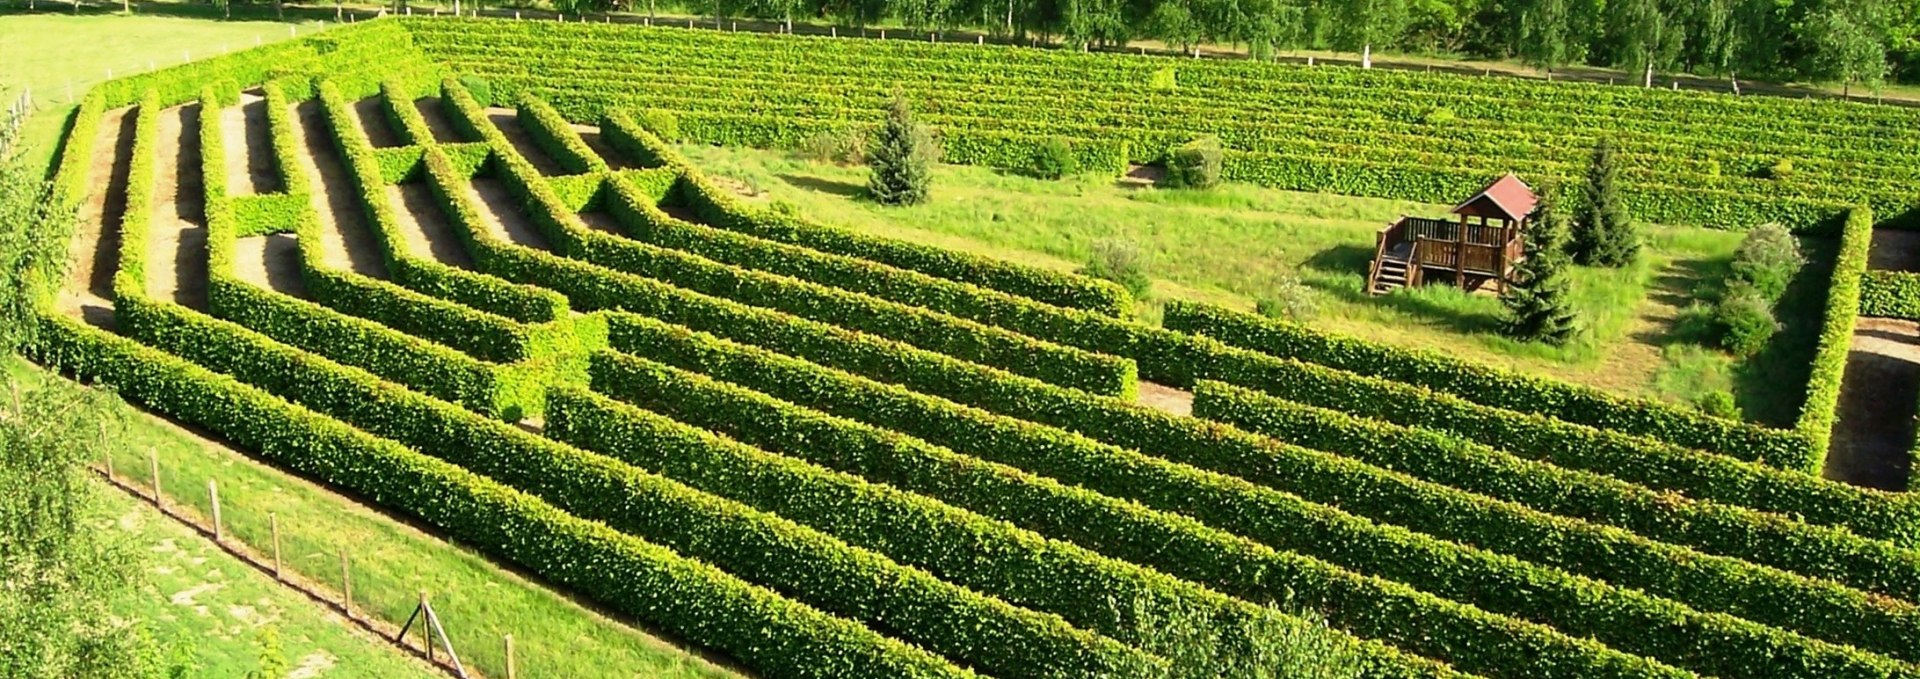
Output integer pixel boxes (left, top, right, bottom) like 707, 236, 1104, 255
1450, 174, 1537, 223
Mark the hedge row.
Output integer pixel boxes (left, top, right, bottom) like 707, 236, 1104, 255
1862, 270, 1920, 319
599, 109, 1134, 316
227, 194, 312, 237
514, 93, 608, 174
447, 84, 1136, 396
115, 289, 1145, 679
1795, 207, 1875, 470
380, 78, 441, 146
1164, 339, 1920, 545
260, 82, 312, 196
1189, 380, 1920, 659
597, 314, 1919, 679
549, 378, 1460, 679
1161, 300, 1815, 470
108, 91, 163, 303
25, 314, 971, 679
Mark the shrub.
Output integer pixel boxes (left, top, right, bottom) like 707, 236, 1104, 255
1695, 391, 1739, 419
1715, 282, 1778, 357
1027, 136, 1080, 180
797, 127, 867, 165
1728, 223, 1803, 302
456, 74, 493, 106
636, 108, 681, 143
1079, 239, 1151, 299
867, 95, 934, 206
1149, 67, 1178, 92
1420, 107, 1457, 126
1255, 277, 1319, 322
1166, 136, 1223, 189
1768, 158, 1795, 181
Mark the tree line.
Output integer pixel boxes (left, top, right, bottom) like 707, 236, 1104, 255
576, 0, 1916, 91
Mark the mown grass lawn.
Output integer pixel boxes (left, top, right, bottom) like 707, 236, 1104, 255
681, 143, 1826, 421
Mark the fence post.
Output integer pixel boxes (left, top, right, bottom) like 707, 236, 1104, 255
148, 448, 162, 505
270, 513, 282, 580
420, 592, 433, 660
504, 635, 516, 679
340, 550, 353, 620
208, 479, 222, 542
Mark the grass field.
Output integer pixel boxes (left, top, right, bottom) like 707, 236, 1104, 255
5, 357, 741, 679
679, 144, 1815, 417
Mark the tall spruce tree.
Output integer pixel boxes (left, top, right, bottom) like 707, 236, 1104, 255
1572, 139, 1639, 267
1502, 193, 1581, 345
867, 95, 935, 206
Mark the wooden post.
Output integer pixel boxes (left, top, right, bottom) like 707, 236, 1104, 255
148, 448, 162, 505
340, 551, 354, 620
505, 635, 516, 679
420, 592, 433, 660
208, 479, 222, 542
270, 513, 282, 580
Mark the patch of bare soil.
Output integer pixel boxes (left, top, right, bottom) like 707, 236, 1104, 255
289, 100, 387, 278
466, 178, 551, 249
1137, 381, 1194, 417
1824, 317, 1920, 491
387, 183, 474, 268
1120, 163, 1165, 188
1870, 229, 1920, 273
578, 211, 625, 235
224, 92, 278, 195
58, 106, 136, 328
146, 104, 209, 310
413, 97, 464, 143
350, 97, 404, 148
486, 107, 567, 176
571, 122, 633, 170
232, 233, 307, 296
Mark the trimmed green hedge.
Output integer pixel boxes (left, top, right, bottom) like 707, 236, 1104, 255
1162, 300, 1816, 471
1795, 207, 1874, 470
1862, 270, 1920, 319
598, 314, 1920, 679
109, 90, 162, 302
515, 92, 608, 174
600, 109, 1134, 316
380, 78, 440, 146
26, 314, 971, 679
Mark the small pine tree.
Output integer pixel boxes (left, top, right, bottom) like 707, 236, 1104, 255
1503, 194, 1581, 345
867, 95, 934, 206
1571, 139, 1639, 267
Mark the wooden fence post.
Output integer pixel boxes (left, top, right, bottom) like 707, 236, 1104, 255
341, 550, 354, 620
270, 513, 282, 580
148, 448, 162, 505
420, 592, 433, 660
504, 635, 516, 679
208, 479, 222, 542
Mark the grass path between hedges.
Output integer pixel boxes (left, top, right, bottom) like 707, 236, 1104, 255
679, 143, 1833, 422
7, 356, 746, 679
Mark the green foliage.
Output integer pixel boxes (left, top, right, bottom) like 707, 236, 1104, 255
1501, 196, 1581, 345
1794, 207, 1873, 470
244, 627, 286, 679
0, 88, 72, 353
1148, 66, 1178, 91
1255, 276, 1320, 322
517, 92, 609, 174
1027, 136, 1081, 179
1418, 106, 1457, 126
1696, 390, 1739, 419
867, 95, 934, 206
1165, 136, 1223, 189
1728, 223, 1805, 301
1861, 270, 1920, 319
1572, 139, 1639, 268
456, 74, 493, 106
796, 127, 868, 165
1079, 238, 1152, 300
1131, 600, 1363, 679
1768, 157, 1796, 180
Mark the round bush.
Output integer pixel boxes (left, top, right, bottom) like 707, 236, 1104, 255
1729, 223, 1803, 301
1167, 136, 1223, 189
1695, 391, 1739, 419
1715, 284, 1778, 357
1028, 137, 1080, 180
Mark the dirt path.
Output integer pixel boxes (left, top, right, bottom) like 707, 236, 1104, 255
224, 92, 278, 196
57, 106, 136, 328
288, 100, 387, 278
1137, 381, 1194, 417
572, 122, 633, 170
413, 97, 464, 143
388, 183, 475, 268
232, 233, 308, 297
146, 104, 210, 310
351, 97, 404, 148
578, 211, 625, 235
485, 107, 567, 176
465, 178, 552, 249
1824, 317, 1920, 491
1871, 229, 1920, 273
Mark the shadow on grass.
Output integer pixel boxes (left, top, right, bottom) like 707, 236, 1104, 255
778, 173, 865, 198
1732, 235, 1838, 428
1630, 256, 1730, 348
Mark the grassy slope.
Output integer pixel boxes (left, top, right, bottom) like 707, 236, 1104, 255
678, 144, 1821, 418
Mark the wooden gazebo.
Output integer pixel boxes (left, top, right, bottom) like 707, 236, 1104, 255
1367, 174, 1536, 296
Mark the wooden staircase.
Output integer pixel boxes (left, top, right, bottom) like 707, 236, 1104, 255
1369, 241, 1416, 295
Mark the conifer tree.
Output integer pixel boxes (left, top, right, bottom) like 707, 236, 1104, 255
867, 95, 935, 206
1571, 139, 1639, 267
1503, 193, 1581, 345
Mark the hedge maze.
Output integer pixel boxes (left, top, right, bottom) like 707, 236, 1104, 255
26, 17, 1920, 679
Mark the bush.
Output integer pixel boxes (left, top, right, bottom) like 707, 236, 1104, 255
1255, 277, 1319, 322
1079, 239, 1151, 299
1715, 283, 1779, 357
1695, 391, 1739, 419
1149, 67, 1178, 92
1728, 223, 1803, 302
797, 127, 868, 165
1768, 158, 1795, 181
636, 108, 681, 143
1166, 136, 1223, 189
1027, 136, 1080, 179
456, 74, 493, 106
1420, 107, 1457, 126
